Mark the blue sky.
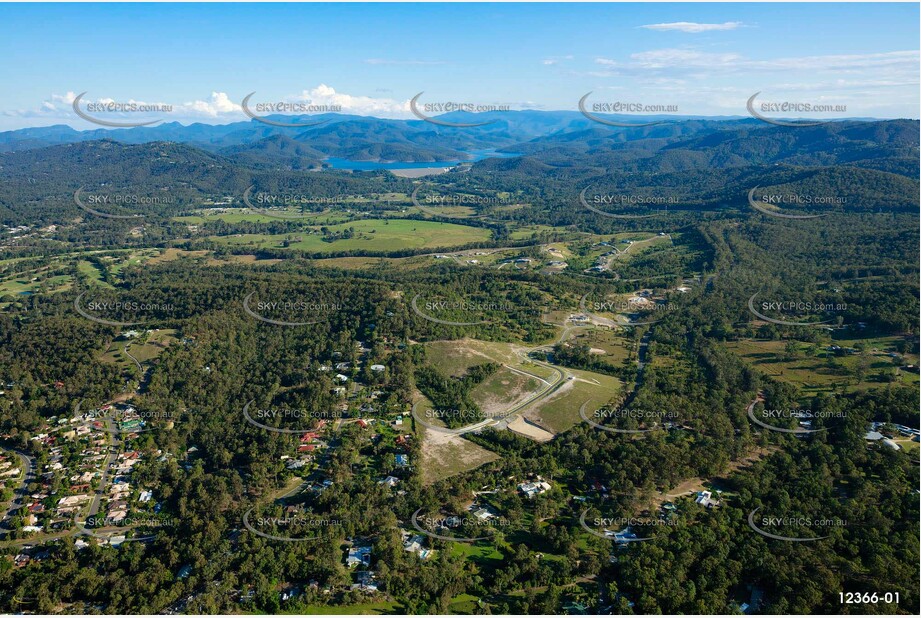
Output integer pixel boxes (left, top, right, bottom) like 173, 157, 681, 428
0, 2, 918, 130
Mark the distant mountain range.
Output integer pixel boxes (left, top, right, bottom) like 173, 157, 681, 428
0, 114, 916, 226
3, 111, 914, 168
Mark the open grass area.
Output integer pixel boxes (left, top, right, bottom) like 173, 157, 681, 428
423, 339, 557, 381
447, 593, 482, 614
210, 219, 490, 254
565, 327, 634, 365
470, 367, 542, 417
417, 424, 501, 485
424, 339, 523, 376
76, 260, 110, 287
176, 209, 355, 226
449, 541, 504, 563
126, 329, 179, 362
523, 367, 623, 434
724, 337, 918, 400
99, 329, 178, 369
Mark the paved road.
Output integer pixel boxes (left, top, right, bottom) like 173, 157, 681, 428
83, 416, 120, 522
411, 343, 568, 436
123, 344, 143, 374
0, 449, 35, 533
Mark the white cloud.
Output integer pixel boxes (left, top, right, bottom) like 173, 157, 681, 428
627, 49, 744, 69
15, 87, 412, 123
628, 48, 919, 73
543, 55, 574, 66
294, 84, 408, 116
641, 21, 743, 33
183, 92, 240, 117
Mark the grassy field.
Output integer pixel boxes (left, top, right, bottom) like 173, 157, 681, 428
76, 260, 110, 287
724, 337, 918, 400
175, 210, 355, 226
1, 249, 169, 305
508, 225, 563, 240
424, 339, 557, 381
423, 338, 623, 435
564, 327, 634, 365
100, 329, 178, 369
424, 339, 522, 376
449, 541, 504, 563
446, 593, 482, 614
210, 219, 490, 253
523, 367, 623, 434
417, 424, 500, 485
469, 367, 543, 417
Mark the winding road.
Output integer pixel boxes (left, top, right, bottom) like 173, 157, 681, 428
0, 449, 35, 534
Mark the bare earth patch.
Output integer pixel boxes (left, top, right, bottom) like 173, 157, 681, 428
419, 426, 499, 485
507, 416, 555, 442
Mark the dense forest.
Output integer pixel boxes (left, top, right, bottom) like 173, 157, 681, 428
0, 116, 917, 615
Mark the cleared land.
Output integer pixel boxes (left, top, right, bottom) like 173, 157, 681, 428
521, 367, 622, 434
724, 337, 918, 399
417, 425, 500, 485
209, 219, 490, 253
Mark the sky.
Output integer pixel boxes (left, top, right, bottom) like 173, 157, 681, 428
0, 2, 918, 130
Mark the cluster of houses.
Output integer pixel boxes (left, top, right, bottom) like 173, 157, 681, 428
5, 402, 156, 540
345, 542, 380, 592
865, 421, 920, 451
0, 451, 22, 492
518, 476, 552, 499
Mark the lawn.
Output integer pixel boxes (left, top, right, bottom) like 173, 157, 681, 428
449, 541, 504, 563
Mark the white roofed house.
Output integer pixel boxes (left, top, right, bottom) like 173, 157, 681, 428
695, 490, 720, 508
346, 545, 372, 568
518, 479, 551, 498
